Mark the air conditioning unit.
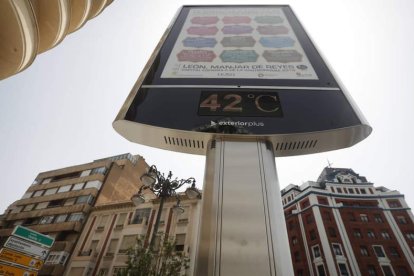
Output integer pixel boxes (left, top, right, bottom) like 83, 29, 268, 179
115, 225, 123, 229
96, 226, 104, 231
105, 252, 114, 257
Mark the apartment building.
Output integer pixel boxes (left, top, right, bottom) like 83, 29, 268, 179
282, 167, 414, 276
0, 153, 148, 275
64, 192, 200, 276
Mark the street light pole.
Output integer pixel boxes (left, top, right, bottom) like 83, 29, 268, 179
149, 188, 166, 250
131, 165, 200, 251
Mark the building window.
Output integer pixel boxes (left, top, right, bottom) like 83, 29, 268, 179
318, 197, 328, 205
360, 214, 369, 222
131, 208, 151, 224
68, 213, 85, 222
397, 216, 408, 224
381, 231, 391, 240
55, 214, 68, 223
355, 188, 361, 194
13, 220, 24, 226
316, 264, 326, 276
388, 200, 401, 208
112, 267, 126, 276
367, 265, 377, 276
405, 232, 414, 241
348, 188, 354, 194
76, 195, 94, 205
175, 234, 186, 252
39, 216, 54, 224
367, 230, 376, 238
41, 178, 52, 184
288, 220, 295, 230
32, 190, 44, 197
294, 251, 301, 262
107, 239, 119, 255
97, 268, 108, 276
338, 263, 350, 276
373, 245, 386, 258
97, 215, 108, 230
116, 213, 127, 227
368, 188, 374, 194
51, 172, 81, 182
35, 202, 48, 210
328, 227, 337, 238
389, 247, 400, 258
64, 198, 76, 206
80, 169, 91, 177
381, 265, 395, 276
44, 188, 58, 196
310, 230, 317, 241
301, 199, 310, 208
374, 214, 383, 223
332, 243, 343, 256
72, 183, 85, 191
57, 185, 72, 193
24, 217, 40, 225
323, 212, 331, 221
85, 180, 102, 190
397, 266, 409, 276
119, 235, 137, 253
21, 192, 33, 199
336, 187, 343, 193
23, 204, 35, 212
91, 167, 107, 175
45, 251, 69, 265
360, 246, 369, 256
353, 229, 362, 238
48, 199, 65, 208
360, 188, 367, 194
306, 214, 314, 224
312, 245, 321, 259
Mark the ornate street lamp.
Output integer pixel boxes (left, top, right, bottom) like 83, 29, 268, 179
131, 165, 200, 250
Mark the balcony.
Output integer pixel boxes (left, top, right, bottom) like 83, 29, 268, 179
51, 241, 74, 252
39, 263, 65, 276
14, 188, 100, 206
29, 221, 83, 233
6, 204, 91, 221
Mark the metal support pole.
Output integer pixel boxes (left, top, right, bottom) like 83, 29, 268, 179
150, 195, 165, 250
194, 139, 294, 276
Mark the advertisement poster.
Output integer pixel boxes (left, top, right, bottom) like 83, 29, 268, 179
161, 7, 318, 80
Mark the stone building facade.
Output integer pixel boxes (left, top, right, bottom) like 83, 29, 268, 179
282, 167, 414, 276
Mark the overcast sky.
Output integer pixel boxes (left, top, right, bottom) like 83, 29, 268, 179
1, 0, 414, 213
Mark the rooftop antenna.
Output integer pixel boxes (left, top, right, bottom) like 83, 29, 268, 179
327, 159, 333, 168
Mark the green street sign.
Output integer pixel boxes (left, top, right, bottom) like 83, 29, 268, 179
12, 226, 54, 248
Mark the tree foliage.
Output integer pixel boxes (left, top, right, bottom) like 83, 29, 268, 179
117, 236, 190, 276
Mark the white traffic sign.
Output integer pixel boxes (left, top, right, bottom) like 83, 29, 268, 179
4, 237, 49, 260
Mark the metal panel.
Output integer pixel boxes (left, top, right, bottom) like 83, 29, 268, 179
194, 139, 293, 275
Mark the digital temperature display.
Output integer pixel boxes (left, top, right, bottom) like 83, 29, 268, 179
198, 91, 283, 117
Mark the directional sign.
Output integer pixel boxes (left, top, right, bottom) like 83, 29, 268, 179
0, 248, 43, 270
4, 237, 49, 260
12, 226, 54, 248
0, 261, 37, 276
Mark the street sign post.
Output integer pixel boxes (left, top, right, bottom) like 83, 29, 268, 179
12, 226, 54, 248
0, 261, 37, 276
4, 237, 49, 260
0, 248, 44, 270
